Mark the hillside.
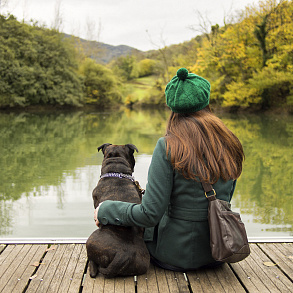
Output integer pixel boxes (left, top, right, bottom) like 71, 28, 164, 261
66, 35, 142, 64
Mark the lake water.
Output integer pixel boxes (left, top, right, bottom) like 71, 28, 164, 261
0, 108, 292, 239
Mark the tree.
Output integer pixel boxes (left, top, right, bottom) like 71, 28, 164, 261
146, 28, 171, 82
254, 14, 269, 67
188, 0, 293, 110
111, 55, 139, 81
79, 58, 122, 106
52, 0, 63, 32
0, 15, 84, 107
137, 59, 156, 77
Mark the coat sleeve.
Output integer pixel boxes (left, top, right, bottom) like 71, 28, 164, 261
97, 137, 174, 227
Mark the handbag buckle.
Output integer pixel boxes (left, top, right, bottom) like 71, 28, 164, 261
205, 188, 216, 198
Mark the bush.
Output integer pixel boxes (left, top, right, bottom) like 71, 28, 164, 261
0, 15, 84, 107
79, 58, 122, 106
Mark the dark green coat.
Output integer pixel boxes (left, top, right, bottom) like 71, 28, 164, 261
98, 137, 236, 269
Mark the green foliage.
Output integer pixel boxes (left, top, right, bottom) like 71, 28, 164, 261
123, 75, 165, 106
223, 63, 293, 108
140, 78, 166, 105
0, 15, 84, 107
110, 55, 139, 81
184, 0, 293, 110
137, 58, 157, 77
78, 58, 122, 106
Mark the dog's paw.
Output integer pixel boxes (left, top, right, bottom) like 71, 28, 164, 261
88, 260, 99, 278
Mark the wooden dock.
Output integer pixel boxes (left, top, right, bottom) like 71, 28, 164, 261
0, 242, 292, 292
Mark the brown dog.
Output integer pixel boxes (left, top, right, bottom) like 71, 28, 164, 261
86, 143, 150, 278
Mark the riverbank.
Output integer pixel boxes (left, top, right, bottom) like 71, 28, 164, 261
1, 102, 292, 115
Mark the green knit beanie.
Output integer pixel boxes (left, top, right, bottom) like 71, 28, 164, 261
165, 68, 211, 113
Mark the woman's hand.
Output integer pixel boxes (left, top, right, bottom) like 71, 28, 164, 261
94, 203, 103, 227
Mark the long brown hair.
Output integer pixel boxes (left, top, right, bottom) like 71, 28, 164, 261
165, 106, 244, 183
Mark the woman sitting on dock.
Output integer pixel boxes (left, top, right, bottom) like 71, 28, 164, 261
94, 68, 245, 271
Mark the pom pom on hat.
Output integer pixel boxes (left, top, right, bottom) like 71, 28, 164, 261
177, 68, 189, 80
165, 68, 211, 113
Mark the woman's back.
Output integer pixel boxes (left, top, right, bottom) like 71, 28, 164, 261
144, 137, 237, 269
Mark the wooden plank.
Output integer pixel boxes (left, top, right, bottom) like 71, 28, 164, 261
36, 244, 68, 293
67, 244, 88, 292
281, 243, 293, 257
0, 245, 22, 285
0, 244, 23, 272
281, 243, 293, 280
137, 263, 158, 292
104, 277, 115, 292
200, 268, 226, 293
0, 244, 36, 292
208, 269, 226, 293
231, 243, 290, 292
47, 244, 76, 292
0, 244, 6, 253
192, 269, 221, 292
82, 266, 106, 293
113, 276, 125, 292
92, 272, 105, 292
113, 276, 135, 293
13, 244, 47, 293
203, 269, 221, 290
0, 243, 14, 281
2, 244, 47, 293
124, 275, 136, 292
282, 243, 293, 253
136, 272, 148, 293
187, 268, 229, 292
216, 264, 246, 292
137, 265, 189, 293
250, 243, 292, 292
229, 254, 263, 292
154, 266, 171, 292
57, 244, 82, 292
258, 243, 293, 281
0, 244, 14, 267
186, 270, 204, 293
26, 244, 62, 293
81, 258, 135, 293
82, 268, 95, 293
164, 270, 180, 292
0, 244, 31, 292
174, 272, 190, 293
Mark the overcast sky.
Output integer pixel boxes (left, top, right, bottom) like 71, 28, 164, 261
3, 0, 258, 51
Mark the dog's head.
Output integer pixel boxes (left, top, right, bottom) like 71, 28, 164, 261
98, 143, 138, 173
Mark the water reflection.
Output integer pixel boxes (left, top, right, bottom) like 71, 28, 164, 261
0, 109, 292, 237
220, 114, 293, 236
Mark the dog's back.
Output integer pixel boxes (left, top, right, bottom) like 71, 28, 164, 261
86, 144, 150, 278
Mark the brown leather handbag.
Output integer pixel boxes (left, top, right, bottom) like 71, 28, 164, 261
201, 181, 250, 263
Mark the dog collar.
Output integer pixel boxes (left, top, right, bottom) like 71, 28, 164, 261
100, 172, 135, 182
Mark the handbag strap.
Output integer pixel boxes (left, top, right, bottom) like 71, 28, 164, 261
201, 181, 213, 193
200, 180, 217, 201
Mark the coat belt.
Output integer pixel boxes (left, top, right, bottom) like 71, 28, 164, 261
167, 205, 208, 221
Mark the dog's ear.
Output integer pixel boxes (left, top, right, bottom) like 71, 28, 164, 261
125, 144, 138, 172
125, 144, 138, 153
97, 143, 112, 153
